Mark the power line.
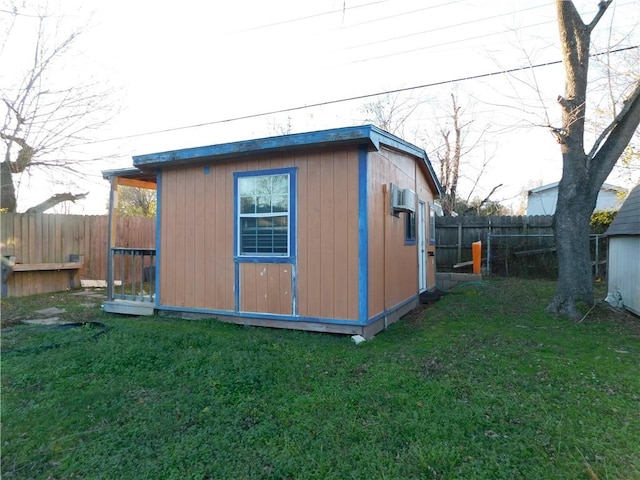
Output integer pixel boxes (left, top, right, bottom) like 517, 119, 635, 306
82, 45, 639, 146
232, 0, 388, 33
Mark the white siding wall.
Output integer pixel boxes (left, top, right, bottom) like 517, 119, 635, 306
607, 237, 640, 316
527, 186, 625, 215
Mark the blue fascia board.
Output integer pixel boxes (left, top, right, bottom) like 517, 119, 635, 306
101, 167, 146, 179
131, 123, 444, 197
133, 125, 378, 167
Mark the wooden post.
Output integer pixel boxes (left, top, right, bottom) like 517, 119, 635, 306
106, 177, 119, 301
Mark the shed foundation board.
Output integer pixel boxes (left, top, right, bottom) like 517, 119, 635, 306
103, 300, 155, 316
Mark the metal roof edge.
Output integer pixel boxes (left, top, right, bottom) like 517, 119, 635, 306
101, 167, 146, 179
132, 125, 379, 167
129, 124, 443, 197
368, 126, 444, 197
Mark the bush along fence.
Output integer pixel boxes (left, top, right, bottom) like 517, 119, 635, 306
435, 215, 608, 279
1, 213, 155, 298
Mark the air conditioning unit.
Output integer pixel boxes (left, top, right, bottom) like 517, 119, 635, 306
390, 184, 416, 213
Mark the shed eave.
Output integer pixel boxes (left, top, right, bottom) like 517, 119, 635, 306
132, 125, 382, 168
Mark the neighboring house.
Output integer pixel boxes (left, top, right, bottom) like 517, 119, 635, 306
605, 183, 640, 316
526, 181, 627, 216
102, 125, 444, 337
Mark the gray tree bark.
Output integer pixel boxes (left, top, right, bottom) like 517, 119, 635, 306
548, 0, 640, 318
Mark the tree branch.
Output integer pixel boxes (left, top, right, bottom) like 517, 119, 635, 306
25, 192, 88, 213
587, 0, 613, 31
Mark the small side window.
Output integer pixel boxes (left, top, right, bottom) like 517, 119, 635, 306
405, 211, 416, 245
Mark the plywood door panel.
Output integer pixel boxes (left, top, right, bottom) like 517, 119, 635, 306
240, 263, 292, 315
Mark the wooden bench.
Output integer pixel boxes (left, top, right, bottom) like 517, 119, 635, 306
1, 254, 84, 297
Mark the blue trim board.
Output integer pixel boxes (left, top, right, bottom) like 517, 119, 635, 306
130, 125, 443, 198
154, 169, 162, 306
133, 126, 377, 167
358, 145, 369, 323
155, 294, 418, 327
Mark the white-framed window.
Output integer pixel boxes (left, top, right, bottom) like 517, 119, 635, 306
236, 169, 295, 257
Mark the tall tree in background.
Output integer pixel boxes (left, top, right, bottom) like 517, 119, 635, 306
548, 0, 640, 318
360, 92, 424, 138
428, 92, 500, 215
1, 4, 114, 212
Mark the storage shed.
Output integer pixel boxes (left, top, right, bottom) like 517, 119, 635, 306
605, 183, 640, 316
102, 125, 443, 337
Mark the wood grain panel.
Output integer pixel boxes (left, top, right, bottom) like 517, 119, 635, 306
302, 152, 322, 316
319, 151, 335, 318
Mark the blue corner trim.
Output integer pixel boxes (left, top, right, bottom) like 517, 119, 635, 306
155, 169, 162, 306
358, 145, 369, 323
367, 295, 418, 324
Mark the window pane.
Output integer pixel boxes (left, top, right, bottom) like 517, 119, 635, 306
240, 196, 256, 214
239, 177, 256, 196
240, 216, 288, 254
272, 194, 288, 212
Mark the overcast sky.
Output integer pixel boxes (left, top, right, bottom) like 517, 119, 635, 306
2, 0, 639, 214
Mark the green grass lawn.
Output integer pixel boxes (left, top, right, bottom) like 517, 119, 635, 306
1, 278, 639, 479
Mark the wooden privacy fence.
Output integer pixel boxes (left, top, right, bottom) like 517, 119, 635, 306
1, 213, 155, 297
435, 215, 608, 279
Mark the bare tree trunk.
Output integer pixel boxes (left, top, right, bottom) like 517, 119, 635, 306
547, 0, 640, 318
25, 192, 88, 213
1, 160, 17, 211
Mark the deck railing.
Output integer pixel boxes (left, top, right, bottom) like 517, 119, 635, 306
107, 247, 156, 303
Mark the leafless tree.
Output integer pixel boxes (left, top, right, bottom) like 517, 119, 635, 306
360, 92, 424, 138
548, 0, 640, 318
426, 92, 500, 215
1, 3, 115, 212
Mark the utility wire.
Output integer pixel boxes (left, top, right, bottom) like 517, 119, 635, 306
82, 45, 639, 146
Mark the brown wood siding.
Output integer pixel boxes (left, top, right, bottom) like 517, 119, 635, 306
159, 148, 359, 319
367, 147, 436, 318
295, 148, 359, 321
160, 164, 235, 311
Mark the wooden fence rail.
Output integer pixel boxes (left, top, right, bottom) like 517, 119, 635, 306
435, 215, 555, 269
435, 215, 608, 279
1, 213, 155, 297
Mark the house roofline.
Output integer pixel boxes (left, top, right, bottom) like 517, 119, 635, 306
131, 124, 443, 197
528, 181, 627, 195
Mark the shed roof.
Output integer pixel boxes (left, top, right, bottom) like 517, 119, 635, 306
128, 124, 443, 197
605, 183, 640, 236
